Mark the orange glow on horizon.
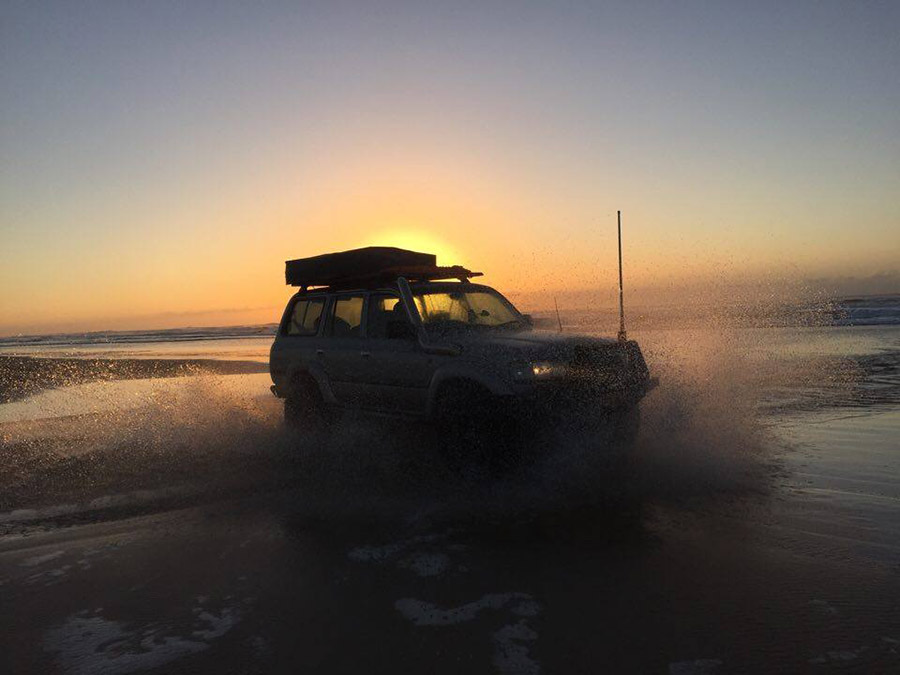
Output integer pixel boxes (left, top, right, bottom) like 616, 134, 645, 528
363, 228, 463, 269
2, 3, 898, 337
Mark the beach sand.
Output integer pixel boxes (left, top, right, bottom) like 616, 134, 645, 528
0, 326, 898, 673
0, 355, 268, 403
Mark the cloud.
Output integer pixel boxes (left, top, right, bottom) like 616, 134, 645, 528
806, 271, 900, 298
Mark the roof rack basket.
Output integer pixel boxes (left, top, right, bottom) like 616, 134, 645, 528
285, 246, 481, 290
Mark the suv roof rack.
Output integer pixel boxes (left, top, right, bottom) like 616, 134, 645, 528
285, 246, 482, 290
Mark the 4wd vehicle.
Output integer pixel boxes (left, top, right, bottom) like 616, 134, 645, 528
269, 247, 654, 458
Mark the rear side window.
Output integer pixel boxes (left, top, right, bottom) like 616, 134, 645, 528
327, 296, 364, 337
286, 297, 325, 336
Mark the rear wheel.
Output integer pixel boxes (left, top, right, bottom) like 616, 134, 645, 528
284, 377, 330, 430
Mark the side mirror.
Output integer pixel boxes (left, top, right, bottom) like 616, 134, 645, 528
387, 320, 417, 340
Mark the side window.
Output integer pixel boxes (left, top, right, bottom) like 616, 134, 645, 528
327, 295, 364, 338
367, 294, 405, 339
286, 297, 325, 336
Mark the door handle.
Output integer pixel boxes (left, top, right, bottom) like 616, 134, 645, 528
315, 349, 324, 357
360, 351, 372, 358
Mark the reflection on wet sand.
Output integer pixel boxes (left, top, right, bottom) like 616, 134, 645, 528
1, 325, 899, 672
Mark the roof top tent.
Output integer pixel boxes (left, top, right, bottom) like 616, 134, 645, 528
285, 246, 482, 290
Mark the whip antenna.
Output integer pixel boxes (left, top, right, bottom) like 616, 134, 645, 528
554, 296, 563, 332
617, 210, 627, 342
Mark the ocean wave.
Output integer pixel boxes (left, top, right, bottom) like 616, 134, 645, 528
0, 324, 278, 349
826, 295, 900, 326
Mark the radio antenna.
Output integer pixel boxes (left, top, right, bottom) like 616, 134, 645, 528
617, 210, 627, 343
554, 296, 563, 332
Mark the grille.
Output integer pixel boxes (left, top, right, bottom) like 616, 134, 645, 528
570, 342, 649, 385
571, 344, 625, 371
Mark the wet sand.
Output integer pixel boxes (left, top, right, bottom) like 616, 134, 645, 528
0, 355, 268, 403
1, 327, 899, 673
0, 429, 897, 673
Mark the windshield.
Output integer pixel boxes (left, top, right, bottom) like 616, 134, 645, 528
413, 289, 524, 331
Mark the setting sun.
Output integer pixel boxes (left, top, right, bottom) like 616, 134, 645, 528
363, 229, 463, 270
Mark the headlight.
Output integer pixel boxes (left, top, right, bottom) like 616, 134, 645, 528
512, 361, 569, 381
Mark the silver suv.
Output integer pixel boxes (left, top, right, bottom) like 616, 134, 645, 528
269, 248, 653, 454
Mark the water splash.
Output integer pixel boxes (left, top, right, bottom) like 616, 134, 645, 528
4, 319, 885, 527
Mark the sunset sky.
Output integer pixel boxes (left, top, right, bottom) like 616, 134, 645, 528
2, 1, 898, 335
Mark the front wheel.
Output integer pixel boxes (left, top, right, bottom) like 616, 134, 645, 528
608, 405, 641, 448
434, 384, 521, 472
